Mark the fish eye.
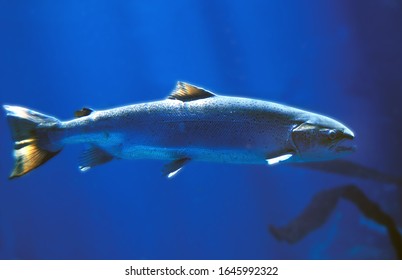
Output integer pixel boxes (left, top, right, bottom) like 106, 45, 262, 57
328, 129, 337, 140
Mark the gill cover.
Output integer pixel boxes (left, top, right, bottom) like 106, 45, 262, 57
292, 123, 318, 151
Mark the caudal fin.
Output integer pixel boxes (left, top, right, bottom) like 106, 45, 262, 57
4, 105, 61, 179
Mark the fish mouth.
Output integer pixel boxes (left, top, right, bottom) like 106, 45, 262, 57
333, 138, 356, 153
331, 128, 355, 153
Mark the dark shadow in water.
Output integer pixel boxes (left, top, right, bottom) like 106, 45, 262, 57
291, 159, 402, 188
268, 184, 402, 259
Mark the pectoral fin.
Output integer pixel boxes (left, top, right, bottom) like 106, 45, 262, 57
79, 145, 114, 172
266, 154, 293, 165
162, 157, 190, 178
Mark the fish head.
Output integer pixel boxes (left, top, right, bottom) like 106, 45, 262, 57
291, 114, 355, 162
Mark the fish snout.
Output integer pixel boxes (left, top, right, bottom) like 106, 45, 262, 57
342, 127, 355, 140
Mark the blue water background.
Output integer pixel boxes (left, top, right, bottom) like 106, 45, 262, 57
0, 0, 401, 259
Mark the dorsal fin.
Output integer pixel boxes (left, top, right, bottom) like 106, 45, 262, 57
168, 82, 215, 102
75, 107, 94, 118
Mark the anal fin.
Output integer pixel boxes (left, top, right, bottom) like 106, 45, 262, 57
79, 145, 113, 172
162, 157, 190, 178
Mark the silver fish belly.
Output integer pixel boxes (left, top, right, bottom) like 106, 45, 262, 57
3, 82, 355, 178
